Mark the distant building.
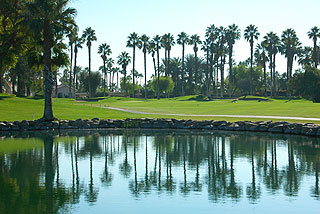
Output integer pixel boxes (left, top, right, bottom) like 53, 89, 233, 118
52, 85, 75, 98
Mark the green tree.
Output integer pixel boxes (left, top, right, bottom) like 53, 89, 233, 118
126, 32, 140, 98
190, 34, 202, 95
298, 47, 313, 68
177, 32, 189, 96
161, 33, 175, 78
98, 43, 112, 97
226, 24, 241, 97
201, 39, 210, 96
307, 26, 320, 68
82, 27, 97, 98
205, 24, 217, 98
150, 76, 174, 96
26, 0, 76, 120
244, 24, 260, 95
117, 51, 131, 96
78, 69, 101, 96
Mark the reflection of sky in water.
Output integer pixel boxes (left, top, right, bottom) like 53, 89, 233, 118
1, 131, 320, 214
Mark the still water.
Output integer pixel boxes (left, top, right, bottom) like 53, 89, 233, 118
0, 130, 319, 214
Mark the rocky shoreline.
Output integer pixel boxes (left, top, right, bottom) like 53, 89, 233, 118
0, 118, 320, 137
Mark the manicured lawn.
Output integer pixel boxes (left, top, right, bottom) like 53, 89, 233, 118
0, 94, 319, 124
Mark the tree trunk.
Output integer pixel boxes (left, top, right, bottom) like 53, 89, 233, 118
132, 45, 135, 98
250, 40, 254, 95
182, 44, 185, 96
157, 46, 160, 100
263, 58, 267, 97
69, 43, 73, 97
273, 53, 276, 96
0, 72, 3, 93
42, 19, 55, 121
206, 50, 209, 97
74, 49, 78, 94
195, 51, 199, 95
103, 59, 106, 97
220, 55, 224, 97
228, 45, 233, 97
88, 44, 92, 98
144, 50, 147, 99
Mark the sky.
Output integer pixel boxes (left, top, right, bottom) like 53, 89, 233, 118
69, 0, 320, 81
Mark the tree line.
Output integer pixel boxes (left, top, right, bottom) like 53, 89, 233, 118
1, 0, 320, 121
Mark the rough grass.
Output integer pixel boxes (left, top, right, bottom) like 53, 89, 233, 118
0, 94, 319, 124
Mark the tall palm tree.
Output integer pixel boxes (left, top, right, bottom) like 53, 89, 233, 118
263, 32, 280, 97
67, 27, 77, 97
139, 34, 150, 99
298, 46, 313, 68
126, 32, 140, 98
190, 34, 202, 95
217, 26, 227, 97
148, 41, 157, 78
98, 43, 112, 97
117, 52, 131, 96
280, 28, 301, 82
255, 42, 268, 96
25, 0, 76, 120
244, 24, 260, 95
205, 24, 217, 98
201, 39, 210, 96
226, 24, 241, 97
307, 26, 320, 68
106, 58, 114, 89
152, 35, 162, 99
177, 32, 189, 96
82, 27, 97, 98
73, 36, 83, 91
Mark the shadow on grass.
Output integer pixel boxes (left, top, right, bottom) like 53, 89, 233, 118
0, 95, 13, 100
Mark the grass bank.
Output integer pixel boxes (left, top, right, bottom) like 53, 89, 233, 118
0, 94, 319, 124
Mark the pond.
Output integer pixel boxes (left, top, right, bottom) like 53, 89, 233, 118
0, 130, 319, 214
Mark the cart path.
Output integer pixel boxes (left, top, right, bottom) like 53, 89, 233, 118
104, 107, 320, 121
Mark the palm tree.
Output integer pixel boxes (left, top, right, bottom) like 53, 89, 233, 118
25, 0, 76, 120
201, 39, 210, 96
255, 42, 268, 96
280, 29, 301, 82
148, 41, 157, 78
217, 26, 227, 97
298, 46, 313, 68
190, 34, 202, 95
106, 58, 114, 89
152, 35, 162, 99
126, 32, 140, 98
244, 24, 260, 95
205, 24, 217, 98
177, 32, 190, 96
161, 33, 175, 78
307, 26, 320, 68
263, 32, 280, 97
117, 52, 131, 96
73, 36, 83, 91
226, 24, 241, 97
82, 27, 97, 98
139, 34, 150, 99
67, 27, 77, 97
98, 43, 112, 97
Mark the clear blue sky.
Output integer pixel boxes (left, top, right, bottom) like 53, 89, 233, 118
69, 0, 320, 81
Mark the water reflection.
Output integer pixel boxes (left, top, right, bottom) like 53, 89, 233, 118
0, 130, 320, 213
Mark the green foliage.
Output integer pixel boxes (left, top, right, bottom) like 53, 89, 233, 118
233, 64, 263, 95
150, 76, 174, 96
120, 76, 140, 97
78, 70, 101, 96
288, 67, 320, 102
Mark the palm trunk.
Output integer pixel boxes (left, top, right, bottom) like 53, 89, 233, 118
263, 57, 267, 97
69, 43, 73, 97
103, 59, 106, 97
132, 45, 135, 98
117, 71, 119, 90
314, 39, 318, 68
88, 44, 92, 98
228, 45, 233, 97
42, 19, 55, 121
0, 71, 3, 93
182, 44, 185, 96
74, 49, 78, 93
144, 50, 147, 99
206, 50, 209, 97
269, 53, 273, 97
250, 40, 254, 95
273, 53, 276, 96
157, 46, 160, 100
220, 55, 224, 97
124, 69, 127, 96
195, 50, 199, 95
